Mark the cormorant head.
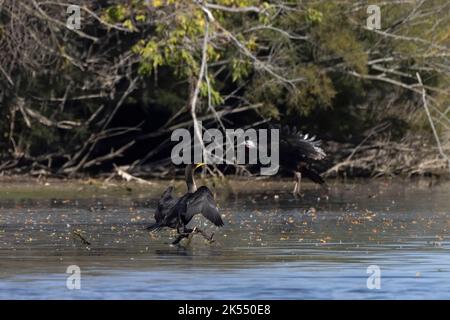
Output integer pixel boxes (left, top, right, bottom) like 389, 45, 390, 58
244, 139, 257, 149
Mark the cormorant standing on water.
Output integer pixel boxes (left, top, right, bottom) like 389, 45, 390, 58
146, 163, 224, 244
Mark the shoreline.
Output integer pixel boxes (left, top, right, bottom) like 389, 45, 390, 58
0, 174, 447, 200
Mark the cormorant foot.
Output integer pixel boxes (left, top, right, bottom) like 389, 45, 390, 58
207, 232, 215, 244
171, 232, 190, 245
171, 228, 216, 245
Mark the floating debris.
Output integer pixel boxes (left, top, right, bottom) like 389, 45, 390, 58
73, 230, 91, 246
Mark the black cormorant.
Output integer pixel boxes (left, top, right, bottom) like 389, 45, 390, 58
245, 125, 326, 196
146, 163, 224, 244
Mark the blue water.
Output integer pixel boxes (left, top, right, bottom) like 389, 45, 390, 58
0, 180, 449, 299
1, 253, 449, 299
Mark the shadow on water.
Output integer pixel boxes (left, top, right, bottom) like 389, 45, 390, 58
0, 178, 449, 299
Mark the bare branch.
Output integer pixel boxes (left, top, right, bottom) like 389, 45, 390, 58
416, 73, 450, 171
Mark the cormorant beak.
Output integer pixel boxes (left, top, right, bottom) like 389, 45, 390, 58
194, 163, 206, 170
244, 139, 257, 149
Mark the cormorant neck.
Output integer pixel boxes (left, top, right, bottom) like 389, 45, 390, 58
185, 164, 197, 193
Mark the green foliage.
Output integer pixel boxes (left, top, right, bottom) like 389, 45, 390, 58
286, 65, 336, 116
231, 58, 252, 82
311, 2, 368, 74
1, 0, 449, 173
306, 8, 323, 24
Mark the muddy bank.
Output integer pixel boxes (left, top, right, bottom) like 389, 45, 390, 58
0, 175, 448, 201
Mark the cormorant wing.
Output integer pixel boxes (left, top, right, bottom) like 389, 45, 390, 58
280, 126, 326, 161
155, 186, 177, 222
185, 186, 224, 227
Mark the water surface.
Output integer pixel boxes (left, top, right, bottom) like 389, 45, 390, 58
0, 178, 448, 299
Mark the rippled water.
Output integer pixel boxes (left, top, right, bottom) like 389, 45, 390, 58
0, 179, 448, 299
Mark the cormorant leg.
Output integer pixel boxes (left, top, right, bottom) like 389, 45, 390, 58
183, 227, 194, 234
294, 171, 302, 196
292, 181, 298, 196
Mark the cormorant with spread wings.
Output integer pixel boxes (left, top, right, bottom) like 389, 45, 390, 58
146, 163, 223, 244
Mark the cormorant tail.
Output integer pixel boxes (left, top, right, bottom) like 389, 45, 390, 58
301, 166, 326, 185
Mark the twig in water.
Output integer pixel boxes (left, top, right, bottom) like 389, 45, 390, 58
73, 230, 91, 245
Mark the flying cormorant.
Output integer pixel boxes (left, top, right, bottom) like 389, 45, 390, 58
245, 125, 326, 196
